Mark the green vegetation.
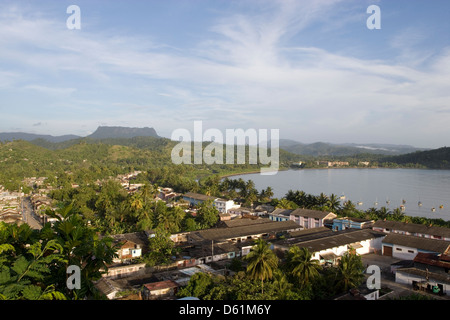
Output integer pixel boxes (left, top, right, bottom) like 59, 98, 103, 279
177, 239, 366, 300
0, 204, 117, 300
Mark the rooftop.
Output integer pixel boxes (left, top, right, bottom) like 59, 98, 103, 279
182, 192, 217, 202
290, 208, 336, 219
188, 220, 301, 242
383, 233, 450, 254
373, 220, 450, 238
276, 228, 385, 253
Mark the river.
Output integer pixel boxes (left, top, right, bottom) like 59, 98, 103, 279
231, 168, 450, 221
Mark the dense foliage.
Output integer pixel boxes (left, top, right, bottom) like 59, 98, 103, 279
0, 204, 117, 300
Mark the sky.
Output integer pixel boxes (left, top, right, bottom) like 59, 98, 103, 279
1, 0, 450, 148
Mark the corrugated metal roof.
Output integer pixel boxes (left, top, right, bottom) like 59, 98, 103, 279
373, 220, 450, 238
383, 233, 450, 254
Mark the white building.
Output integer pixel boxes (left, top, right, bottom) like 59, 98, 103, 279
213, 198, 240, 214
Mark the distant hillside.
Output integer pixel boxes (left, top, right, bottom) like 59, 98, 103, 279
271, 140, 426, 156
0, 132, 80, 143
381, 147, 450, 169
87, 126, 159, 140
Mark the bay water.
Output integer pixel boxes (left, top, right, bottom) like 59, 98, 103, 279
232, 168, 450, 221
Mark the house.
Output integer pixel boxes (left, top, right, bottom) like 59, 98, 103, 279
227, 206, 255, 216
273, 228, 386, 265
110, 231, 150, 263
0, 211, 23, 225
182, 192, 217, 206
102, 263, 147, 280
142, 280, 179, 300
372, 220, 450, 241
269, 208, 293, 222
395, 251, 450, 296
332, 217, 374, 231
381, 233, 450, 260
177, 241, 241, 267
213, 198, 240, 214
289, 208, 337, 229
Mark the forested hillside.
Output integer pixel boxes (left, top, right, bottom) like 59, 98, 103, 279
381, 147, 450, 169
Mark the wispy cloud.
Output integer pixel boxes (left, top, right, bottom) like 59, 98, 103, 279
0, 1, 449, 147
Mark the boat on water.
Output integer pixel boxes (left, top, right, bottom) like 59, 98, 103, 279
439, 205, 444, 209
357, 201, 363, 206
418, 201, 422, 207
402, 199, 406, 204
400, 205, 406, 211
431, 207, 436, 212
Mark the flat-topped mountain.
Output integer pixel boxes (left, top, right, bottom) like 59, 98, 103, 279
0, 126, 159, 143
86, 126, 159, 140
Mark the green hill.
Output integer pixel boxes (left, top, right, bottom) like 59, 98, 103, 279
381, 147, 450, 169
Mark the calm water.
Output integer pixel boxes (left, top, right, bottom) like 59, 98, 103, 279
232, 168, 450, 221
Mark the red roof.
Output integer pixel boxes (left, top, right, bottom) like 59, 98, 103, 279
414, 252, 450, 269
143, 280, 179, 291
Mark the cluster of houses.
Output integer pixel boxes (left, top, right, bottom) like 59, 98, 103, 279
0, 187, 24, 225
1, 179, 448, 300
94, 192, 450, 300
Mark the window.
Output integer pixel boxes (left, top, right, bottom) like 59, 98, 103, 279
396, 248, 402, 251
408, 250, 414, 254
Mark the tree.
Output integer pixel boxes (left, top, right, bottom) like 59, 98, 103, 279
176, 272, 214, 299
327, 193, 341, 212
196, 201, 219, 229
42, 203, 118, 299
144, 227, 177, 266
284, 246, 321, 289
245, 239, 278, 294
0, 237, 67, 300
334, 250, 365, 293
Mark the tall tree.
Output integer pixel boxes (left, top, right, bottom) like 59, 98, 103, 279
285, 246, 321, 289
245, 239, 278, 294
334, 251, 365, 293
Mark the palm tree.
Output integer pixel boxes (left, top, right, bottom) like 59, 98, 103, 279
245, 239, 278, 294
317, 192, 329, 209
285, 246, 321, 289
327, 193, 341, 212
334, 251, 365, 293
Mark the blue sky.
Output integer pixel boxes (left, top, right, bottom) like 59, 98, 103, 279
1, 0, 450, 148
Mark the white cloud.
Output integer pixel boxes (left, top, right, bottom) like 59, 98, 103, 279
0, 1, 449, 147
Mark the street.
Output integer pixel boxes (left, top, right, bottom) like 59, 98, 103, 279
21, 196, 43, 230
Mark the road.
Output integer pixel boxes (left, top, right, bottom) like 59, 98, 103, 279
21, 196, 43, 230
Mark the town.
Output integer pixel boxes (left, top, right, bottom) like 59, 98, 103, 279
1, 171, 449, 301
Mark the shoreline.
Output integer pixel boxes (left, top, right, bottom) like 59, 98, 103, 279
220, 165, 445, 179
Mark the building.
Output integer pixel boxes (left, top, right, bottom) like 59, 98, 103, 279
289, 208, 337, 229
372, 220, 450, 241
142, 280, 180, 300
332, 217, 375, 231
182, 192, 217, 206
187, 219, 301, 245
110, 231, 151, 263
381, 233, 450, 260
273, 228, 386, 265
268, 208, 293, 222
395, 251, 450, 296
213, 198, 240, 214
